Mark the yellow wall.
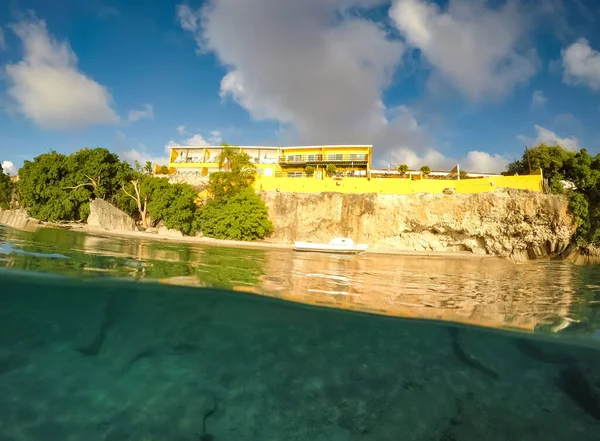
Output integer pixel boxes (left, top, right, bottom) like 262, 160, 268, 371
254, 173, 543, 195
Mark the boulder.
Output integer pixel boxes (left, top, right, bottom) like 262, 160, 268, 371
157, 226, 183, 238
0, 208, 40, 232
87, 199, 137, 232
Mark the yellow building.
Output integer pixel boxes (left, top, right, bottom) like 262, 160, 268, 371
167, 144, 373, 178
167, 144, 543, 195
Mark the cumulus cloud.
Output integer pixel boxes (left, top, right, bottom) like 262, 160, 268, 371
4, 15, 118, 129
562, 38, 600, 91
127, 104, 153, 122
178, 1, 442, 162
178, 1, 512, 170
389, 0, 539, 101
531, 90, 548, 108
1, 161, 17, 176
518, 125, 581, 151
177, 125, 188, 135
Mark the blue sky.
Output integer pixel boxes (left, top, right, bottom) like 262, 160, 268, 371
1, 0, 600, 174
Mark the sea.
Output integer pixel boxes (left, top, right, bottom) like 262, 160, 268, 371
0, 224, 599, 440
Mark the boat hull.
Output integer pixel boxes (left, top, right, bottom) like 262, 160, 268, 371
293, 242, 368, 254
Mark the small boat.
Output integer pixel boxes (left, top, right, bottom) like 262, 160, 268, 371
294, 237, 368, 254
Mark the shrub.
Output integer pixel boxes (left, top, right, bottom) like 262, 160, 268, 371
397, 164, 409, 176
326, 164, 337, 176
196, 189, 274, 241
305, 165, 315, 176
420, 165, 431, 175
0, 164, 12, 209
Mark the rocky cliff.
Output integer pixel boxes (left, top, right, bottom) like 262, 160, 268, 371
262, 189, 575, 260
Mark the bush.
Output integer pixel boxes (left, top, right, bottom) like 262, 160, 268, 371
326, 164, 337, 176
159, 165, 170, 174
420, 165, 431, 175
147, 181, 200, 235
196, 189, 274, 241
305, 165, 315, 176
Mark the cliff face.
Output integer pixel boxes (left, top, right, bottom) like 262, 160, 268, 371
262, 189, 575, 260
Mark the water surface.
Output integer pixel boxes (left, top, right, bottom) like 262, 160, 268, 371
1, 225, 600, 440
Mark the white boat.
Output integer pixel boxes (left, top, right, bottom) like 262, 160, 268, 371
294, 237, 368, 254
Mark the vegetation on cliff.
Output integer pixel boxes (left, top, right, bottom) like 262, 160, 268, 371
506, 144, 600, 245
15, 146, 273, 240
0, 164, 13, 209
196, 146, 274, 241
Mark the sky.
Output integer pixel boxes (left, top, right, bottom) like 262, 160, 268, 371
1, 0, 600, 175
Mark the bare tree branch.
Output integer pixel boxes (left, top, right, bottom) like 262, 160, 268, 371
63, 182, 94, 190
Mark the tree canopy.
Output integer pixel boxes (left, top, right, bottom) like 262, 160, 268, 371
506, 143, 600, 246
0, 164, 12, 209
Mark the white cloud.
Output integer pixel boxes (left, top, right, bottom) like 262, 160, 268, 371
120, 143, 169, 167
1, 161, 17, 176
208, 130, 222, 144
531, 90, 548, 108
4, 15, 118, 129
562, 38, 600, 91
178, 1, 439, 161
389, 149, 508, 173
177, 125, 187, 135
518, 125, 581, 151
389, 0, 539, 101
127, 104, 153, 122
0, 28, 6, 50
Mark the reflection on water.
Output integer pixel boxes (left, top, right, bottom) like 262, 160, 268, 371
0, 225, 599, 336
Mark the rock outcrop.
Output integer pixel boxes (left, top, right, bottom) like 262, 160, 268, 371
0, 208, 40, 232
262, 189, 575, 260
87, 199, 137, 232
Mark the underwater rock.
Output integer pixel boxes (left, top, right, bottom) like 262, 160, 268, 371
557, 364, 600, 421
448, 327, 500, 380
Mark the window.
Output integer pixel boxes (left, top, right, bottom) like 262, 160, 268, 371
327, 154, 344, 161
286, 155, 302, 162
306, 154, 319, 161
348, 154, 366, 160
287, 172, 304, 178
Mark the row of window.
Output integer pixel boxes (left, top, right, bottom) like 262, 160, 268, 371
284, 154, 367, 162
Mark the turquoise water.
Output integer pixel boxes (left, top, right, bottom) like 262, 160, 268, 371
1, 225, 600, 440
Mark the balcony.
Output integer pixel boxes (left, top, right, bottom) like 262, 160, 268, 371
278, 153, 368, 166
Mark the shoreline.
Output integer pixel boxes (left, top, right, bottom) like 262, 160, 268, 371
38, 222, 498, 260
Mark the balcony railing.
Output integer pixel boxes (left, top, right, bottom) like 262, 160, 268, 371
278, 153, 368, 165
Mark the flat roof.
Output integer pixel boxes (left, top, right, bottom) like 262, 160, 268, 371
169, 144, 373, 150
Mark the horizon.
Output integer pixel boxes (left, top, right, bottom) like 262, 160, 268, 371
1, 0, 600, 176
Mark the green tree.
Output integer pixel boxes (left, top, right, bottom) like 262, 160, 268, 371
397, 164, 409, 176
196, 188, 274, 240
305, 165, 315, 176
144, 161, 153, 174
0, 164, 12, 209
147, 181, 199, 235
159, 165, 170, 174
326, 164, 337, 176
459, 170, 468, 180
505, 143, 600, 246
420, 165, 431, 175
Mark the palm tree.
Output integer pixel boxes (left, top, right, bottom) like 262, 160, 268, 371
217, 143, 238, 171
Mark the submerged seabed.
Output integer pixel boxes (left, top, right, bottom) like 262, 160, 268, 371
0, 271, 599, 441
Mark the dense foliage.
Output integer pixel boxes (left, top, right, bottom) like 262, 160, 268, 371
0, 164, 12, 209
17, 146, 274, 241
505, 143, 600, 245
198, 145, 273, 240
18, 149, 128, 221
420, 165, 431, 175
397, 164, 409, 176
197, 189, 274, 241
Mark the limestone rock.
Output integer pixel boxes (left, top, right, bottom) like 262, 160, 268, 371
261, 188, 576, 260
87, 199, 137, 232
0, 208, 40, 232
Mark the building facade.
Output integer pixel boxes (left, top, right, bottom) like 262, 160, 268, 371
168, 145, 373, 178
